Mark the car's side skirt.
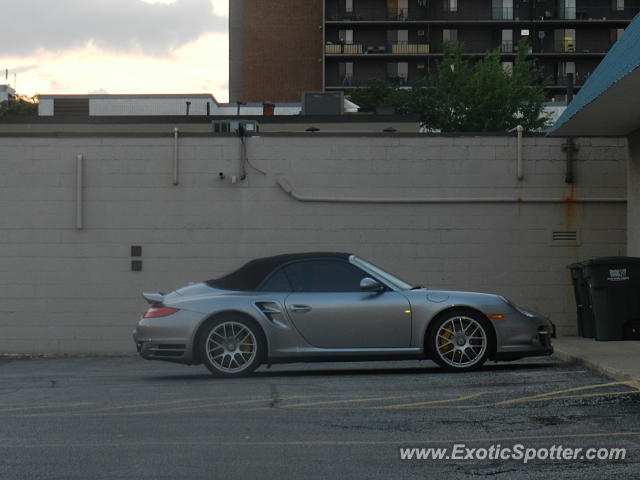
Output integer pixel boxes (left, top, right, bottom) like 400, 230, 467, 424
269, 347, 424, 364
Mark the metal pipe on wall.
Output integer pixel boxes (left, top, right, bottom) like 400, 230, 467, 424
173, 128, 179, 186
509, 125, 524, 181
276, 178, 626, 205
76, 154, 83, 230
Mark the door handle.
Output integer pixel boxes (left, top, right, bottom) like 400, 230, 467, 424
290, 304, 312, 313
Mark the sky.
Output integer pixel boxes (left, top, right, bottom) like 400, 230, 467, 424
0, 0, 230, 101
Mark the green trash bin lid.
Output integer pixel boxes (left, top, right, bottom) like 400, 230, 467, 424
581, 256, 640, 267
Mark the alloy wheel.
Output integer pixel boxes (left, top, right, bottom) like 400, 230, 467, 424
205, 321, 258, 373
435, 316, 487, 368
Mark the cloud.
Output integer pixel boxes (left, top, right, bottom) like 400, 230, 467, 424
0, 0, 225, 56
0, 32, 229, 101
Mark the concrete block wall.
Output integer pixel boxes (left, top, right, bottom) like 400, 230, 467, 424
0, 133, 628, 354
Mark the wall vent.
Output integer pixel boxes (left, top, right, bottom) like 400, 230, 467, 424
552, 230, 578, 242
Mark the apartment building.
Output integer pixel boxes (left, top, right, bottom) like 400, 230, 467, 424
230, 0, 639, 102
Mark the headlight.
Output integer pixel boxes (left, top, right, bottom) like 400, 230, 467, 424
498, 296, 514, 307
498, 296, 535, 317
515, 307, 536, 318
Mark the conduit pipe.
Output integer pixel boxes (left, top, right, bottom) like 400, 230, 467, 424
173, 127, 179, 185
276, 178, 625, 205
76, 154, 83, 230
508, 124, 524, 181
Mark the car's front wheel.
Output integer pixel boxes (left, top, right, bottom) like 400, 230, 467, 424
200, 317, 264, 377
429, 310, 492, 371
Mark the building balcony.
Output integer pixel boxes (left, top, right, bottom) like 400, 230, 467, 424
327, 7, 419, 22
553, 74, 589, 86
492, 7, 514, 20
531, 5, 639, 21
326, 5, 639, 23
325, 42, 430, 55
324, 39, 613, 58
325, 74, 417, 88
325, 69, 594, 90
543, 40, 611, 55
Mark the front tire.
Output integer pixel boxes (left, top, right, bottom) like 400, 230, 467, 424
200, 317, 264, 377
428, 310, 492, 371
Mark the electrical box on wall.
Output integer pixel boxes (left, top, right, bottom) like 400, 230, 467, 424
212, 120, 259, 134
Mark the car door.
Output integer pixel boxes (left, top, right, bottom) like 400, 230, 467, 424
281, 259, 411, 348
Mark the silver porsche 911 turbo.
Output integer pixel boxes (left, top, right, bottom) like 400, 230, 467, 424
133, 252, 554, 377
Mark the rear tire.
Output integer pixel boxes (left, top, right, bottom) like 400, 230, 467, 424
428, 310, 492, 372
200, 317, 265, 377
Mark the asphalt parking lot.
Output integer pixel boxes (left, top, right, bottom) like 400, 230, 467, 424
1, 356, 639, 480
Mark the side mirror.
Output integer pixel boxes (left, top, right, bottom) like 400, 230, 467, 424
360, 277, 385, 292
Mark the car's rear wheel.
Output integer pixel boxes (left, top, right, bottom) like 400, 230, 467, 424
201, 318, 264, 377
429, 310, 491, 371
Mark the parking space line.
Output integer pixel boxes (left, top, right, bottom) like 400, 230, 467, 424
367, 392, 487, 410
257, 381, 640, 411
0, 394, 324, 418
68, 398, 209, 414
1, 431, 639, 449
493, 381, 640, 406
0, 402, 93, 412
263, 393, 427, 409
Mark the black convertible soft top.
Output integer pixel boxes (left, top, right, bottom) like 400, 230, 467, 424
205, 252, 351, 291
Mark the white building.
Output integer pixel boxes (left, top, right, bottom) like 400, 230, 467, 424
0, 84, 15, 103
37, 93, 303, 116
37, 93, 360, 117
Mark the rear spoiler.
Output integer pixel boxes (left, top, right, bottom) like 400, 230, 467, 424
142, 292, 165, 305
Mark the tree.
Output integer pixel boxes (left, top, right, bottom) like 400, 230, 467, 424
0, 95, 38, 116
347, 39, 551, 132
347, 79, 396, 112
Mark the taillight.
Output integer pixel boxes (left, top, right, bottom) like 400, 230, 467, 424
143, 306, 180, 318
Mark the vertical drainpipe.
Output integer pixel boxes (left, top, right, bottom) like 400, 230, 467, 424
76, 154, 83, 230
516, 125, 524, 181
509, 125, 524, 181
173, 128, 179, 186
322, 0, 326, 92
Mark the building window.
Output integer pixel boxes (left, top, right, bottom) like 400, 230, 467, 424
339, 62, 354, 86
388, 0, 408, 20
613, 0, 624, 11
443, 0, 458, 12
554, 28, 575, 52
345, 0, 353, 13
388, 29, 409, 45
557, 61, 576, 85
502, 61, 513, 75
501, 29, 513, 53
492, 0, 513, 20
611, 27, 625, 45
339, 29, 354, 45
443, 29, 458, 43
388, 62, 409, 85
558, 0, 576, 19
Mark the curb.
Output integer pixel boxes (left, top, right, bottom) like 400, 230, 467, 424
553, 348, 640, 383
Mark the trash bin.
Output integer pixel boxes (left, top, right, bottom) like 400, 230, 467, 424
567, 262, 596, 338
580, 257, 640, 341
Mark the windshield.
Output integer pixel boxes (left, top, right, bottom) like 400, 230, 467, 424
351, 256, 414, 291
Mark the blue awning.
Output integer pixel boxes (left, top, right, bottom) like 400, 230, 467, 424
548, 13, 640, 136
